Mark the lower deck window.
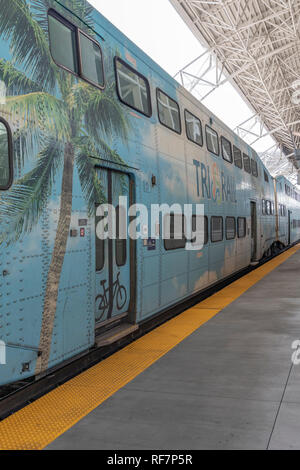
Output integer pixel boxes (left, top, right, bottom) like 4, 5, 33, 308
164, 214, 186, 250
226, 217, 236, 240
271, 201, 275, 215
192, 215, 208, 245
211, 216, 223, 243
0, 120, 12, 190
237, 217, 246, 238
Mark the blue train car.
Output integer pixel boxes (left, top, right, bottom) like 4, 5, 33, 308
0, 0, 299, 387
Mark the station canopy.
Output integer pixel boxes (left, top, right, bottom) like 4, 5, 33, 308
170, 0, 300, 178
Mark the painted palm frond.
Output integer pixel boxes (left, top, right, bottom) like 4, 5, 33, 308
32, 0, 95, 34
0, 0, 57, 91
83, 84, 130, 144
76, 147, 107, 216
13, 128, 44, 170
5, 92, 71, 141
0, 59, 42, 95
0, 138, 64, 243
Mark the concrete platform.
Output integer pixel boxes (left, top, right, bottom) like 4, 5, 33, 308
46, 248, 300, 450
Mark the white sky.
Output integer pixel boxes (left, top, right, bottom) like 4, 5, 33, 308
89, 0, 275, 152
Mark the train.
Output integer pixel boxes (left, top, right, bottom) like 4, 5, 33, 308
0, 0, 300, 387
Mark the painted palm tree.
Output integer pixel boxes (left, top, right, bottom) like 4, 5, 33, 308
0, 0, 130, 373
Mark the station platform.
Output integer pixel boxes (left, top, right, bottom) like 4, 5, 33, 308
1, 244, 300, 450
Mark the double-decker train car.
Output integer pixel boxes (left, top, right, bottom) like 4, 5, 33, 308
0, 0, 300, 387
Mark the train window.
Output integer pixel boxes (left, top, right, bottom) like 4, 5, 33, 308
262, 199, 266, 215
192, 215, 208, 245
233, 146, 242, 169
95, 205, 105, 271
226, 217, 236, 240
221, 137, 233, 163
79, 32, 104, 88
48, 11, 78, 74
164, 214, 186, 250
185, 110, 203, 146
243, 154, 251, 174
116, 59, 151, 117
157, 89, 181, 134
266, 200, 271, 215
251, 160, 258, 177
211, 216, 223, 243
0, 120, 12, 190
206, 126, 219, 156
271, 201, 275, 215
115, 205, 127, 267
237, 217, 246, 238
264, 170, 269, 183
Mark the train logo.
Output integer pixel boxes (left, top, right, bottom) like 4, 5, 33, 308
193, 159, 237, 204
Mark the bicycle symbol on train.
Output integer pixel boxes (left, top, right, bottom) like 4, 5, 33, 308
95, 272, 127, 320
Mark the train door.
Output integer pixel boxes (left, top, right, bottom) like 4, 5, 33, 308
94, 168, 132, 327
250, 201, 257, 261
288, 210, 291, 245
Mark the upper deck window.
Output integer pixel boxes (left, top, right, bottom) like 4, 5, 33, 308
116, 58, 151, 117
206, 125, 219, 156
185, 110, 203, 146
233, 146, 242, 169
48, 10, 104, 89
264, 170, 269, 183
243, 153, 251, 174
79, 32, 104, 87
0, 120, 12, 190
157, 90, 181, 133
251, 160, 258, 177
221, 136, 233, 163
48, 12, 78, 74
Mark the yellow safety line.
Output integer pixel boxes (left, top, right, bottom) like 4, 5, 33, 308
0, 244, 299, 450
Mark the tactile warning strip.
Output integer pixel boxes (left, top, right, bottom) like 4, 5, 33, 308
0, 244, 299, 450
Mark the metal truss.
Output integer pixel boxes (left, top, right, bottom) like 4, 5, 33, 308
170, 0, 300, 180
